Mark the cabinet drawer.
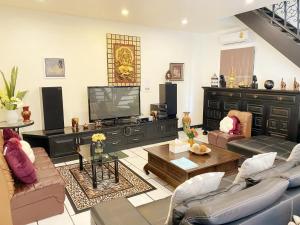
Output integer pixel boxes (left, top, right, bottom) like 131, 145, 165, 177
131, 127, 143, 135
269, 106, 290, 118
245, 93, 296, 103
208, 91, 241, 98
127, 134, 144, 144
106, 129, 123, 137
50, 136, 75, 157
208, 100, 220, 109
223, 101, 239, 111
247, 104, 264, 114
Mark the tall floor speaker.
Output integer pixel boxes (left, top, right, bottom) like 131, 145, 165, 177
159, 83, 177, 118
41, 87, 64, 131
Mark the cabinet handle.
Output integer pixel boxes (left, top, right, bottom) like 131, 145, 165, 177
212, 92, 216, 96
278, 96, 283, 101
112, 141, 119, 145
266, 120, 269, 127
134, 129, 140, 132
253, 95, 258, 99
229, 93, 233, 97
132, 138, 140, 141
111, 132, 118, 135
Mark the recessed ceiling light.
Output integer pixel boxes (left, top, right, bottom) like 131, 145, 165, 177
121, 8, 129, 16
36, 0, 45, 2
246, 0, 254, 4
181, 18, 188, 25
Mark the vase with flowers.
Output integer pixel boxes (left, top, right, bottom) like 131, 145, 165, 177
185, 128, 198, 147
0, 67, 27, 123
91, 133, 106, 154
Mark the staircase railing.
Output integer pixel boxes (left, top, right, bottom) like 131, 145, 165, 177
258, 0, 300, 42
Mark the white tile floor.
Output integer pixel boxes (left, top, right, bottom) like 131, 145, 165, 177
31, 130, 208, 225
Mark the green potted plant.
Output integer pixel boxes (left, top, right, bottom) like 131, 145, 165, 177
0, 66, 27, 123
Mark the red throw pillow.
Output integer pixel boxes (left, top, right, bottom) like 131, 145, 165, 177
3, 128, 21, 145
229, 116, 241, 135
4, 138, 37, 184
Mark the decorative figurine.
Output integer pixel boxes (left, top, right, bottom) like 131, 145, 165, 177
95, 120, 102, 128
219, 75, 226, 88
294, 77, 300, 91
211, 73, 218, 87
71, 118, 79, 130
264, 80, 274, 90
251, 75, 258, 89
165, 70, 171, 80
280, 78, 286, 90
228, 68, 235, 88
83, 123, 89, 130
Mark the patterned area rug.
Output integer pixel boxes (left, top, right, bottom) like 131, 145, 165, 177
57, 162, 155, 213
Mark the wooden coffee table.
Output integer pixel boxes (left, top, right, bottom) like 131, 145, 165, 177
143, 144, 241, 187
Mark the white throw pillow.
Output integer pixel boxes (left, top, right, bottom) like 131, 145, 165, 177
20, 140, 35, 163
219, 116, 233, 134
233, 152, 277, 184
287, 144, 300, 161
165, 172, 225, 225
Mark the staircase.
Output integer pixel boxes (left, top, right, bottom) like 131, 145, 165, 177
236, 0, 300, 68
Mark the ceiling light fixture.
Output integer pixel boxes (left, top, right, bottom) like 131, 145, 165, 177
246, 0, 254, 4
121, 8, 129, 16
181, 18, 188, 25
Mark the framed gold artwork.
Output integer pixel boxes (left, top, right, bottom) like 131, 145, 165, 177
106, 33, 141, 86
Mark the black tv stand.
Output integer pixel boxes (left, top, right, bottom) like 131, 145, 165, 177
22, 118, 178, 163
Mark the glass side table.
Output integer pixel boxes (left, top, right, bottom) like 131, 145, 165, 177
77, 143, 119, 189
0, 120, 34, 134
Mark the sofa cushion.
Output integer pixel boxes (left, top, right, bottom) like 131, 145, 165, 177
287, 144, 300, 162
208, 131, 244, 149
3, 128, 20, 145
20, 140, 35, 163
0, 150, 15, 199
249, 161, 298, 181
173, 181, 247, 225
166, 172, 225, 225
182, 178, 289, 225
281, 165, 300, 188
11, 147, 65, 225
233, 152, 277, 184
4, 138, 37, 184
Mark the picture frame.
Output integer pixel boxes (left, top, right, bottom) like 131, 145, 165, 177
45, 58, 65, 78
169, 63, 184, 81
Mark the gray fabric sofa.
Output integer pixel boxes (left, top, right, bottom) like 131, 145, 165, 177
90, 165, 300, 225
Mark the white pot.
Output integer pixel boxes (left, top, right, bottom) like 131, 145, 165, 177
5, 110, 19, 123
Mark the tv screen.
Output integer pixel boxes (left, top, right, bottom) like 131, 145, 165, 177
88, 86, 140, 121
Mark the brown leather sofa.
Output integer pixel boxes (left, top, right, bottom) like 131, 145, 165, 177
0, 138, 65, 225
208, 110, 252, 149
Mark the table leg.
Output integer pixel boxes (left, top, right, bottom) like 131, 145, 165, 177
92, 164, 97, 189
79, 154, 83, 171
115, 160, 119, 183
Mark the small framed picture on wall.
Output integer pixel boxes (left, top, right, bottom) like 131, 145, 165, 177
169, 63, 184, 81
45, 58, 65, 78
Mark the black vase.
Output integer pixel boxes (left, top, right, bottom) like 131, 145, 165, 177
219, 75, 226, 88
264, 80, 274, 90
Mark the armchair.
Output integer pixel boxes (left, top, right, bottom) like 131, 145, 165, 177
208, 110, 252, 149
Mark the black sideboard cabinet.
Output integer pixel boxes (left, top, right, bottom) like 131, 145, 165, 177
203, 87, 300, 142
22, 118, 178, 162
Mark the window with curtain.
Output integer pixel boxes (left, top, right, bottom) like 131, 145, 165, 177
220, 47, 255, 87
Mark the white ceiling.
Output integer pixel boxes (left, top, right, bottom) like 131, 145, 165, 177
0, 0, 283, 33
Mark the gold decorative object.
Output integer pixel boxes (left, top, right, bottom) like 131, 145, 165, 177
281, 78, 286, 90
106, 33, 141, 86
83, 123, 89, 130
294, 77, 300, 91
71, 118, 79, 131
182, 112, 191, 133
228, 68, 236, 88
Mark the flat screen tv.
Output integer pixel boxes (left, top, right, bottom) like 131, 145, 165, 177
88, 86, 140, 121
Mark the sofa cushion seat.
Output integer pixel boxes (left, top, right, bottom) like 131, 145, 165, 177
11, 147, 65, 225
208, 131, 245, 149
227, 135, 296, 160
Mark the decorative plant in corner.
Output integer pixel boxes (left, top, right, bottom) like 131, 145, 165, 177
0, 66, 27, 123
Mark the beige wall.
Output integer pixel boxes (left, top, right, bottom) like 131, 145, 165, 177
0, 6, 204, 131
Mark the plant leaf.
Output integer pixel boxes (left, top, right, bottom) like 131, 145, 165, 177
10, 66, 18, 98
0, 70, 11, 98
16, 90, 27, 100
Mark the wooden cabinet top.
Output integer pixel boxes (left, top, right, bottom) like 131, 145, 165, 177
202, 87, 300, 95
